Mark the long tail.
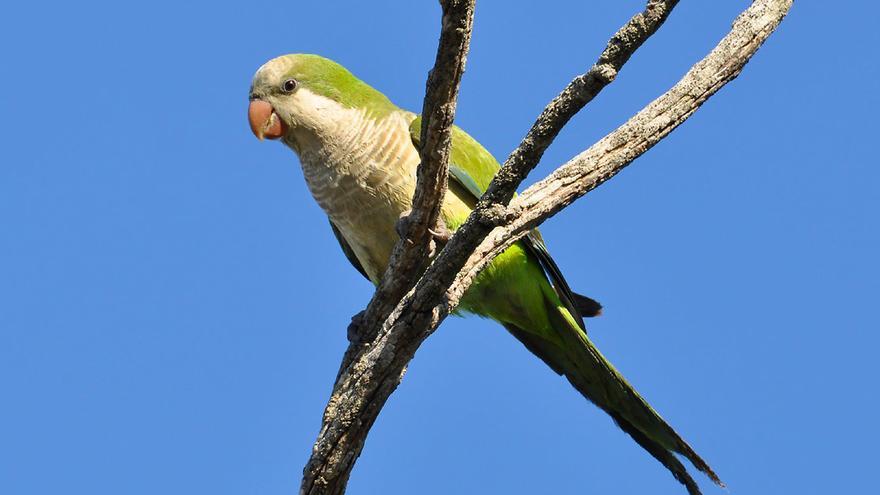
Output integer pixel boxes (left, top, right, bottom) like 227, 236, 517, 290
504, 303, 723, 495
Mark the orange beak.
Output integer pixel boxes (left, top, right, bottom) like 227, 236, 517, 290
248, 99, 287, 140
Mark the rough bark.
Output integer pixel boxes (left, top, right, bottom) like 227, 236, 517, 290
451, 0, 794, 303
301, 1, 474, 493
336, 0, 475, 375
300, 1, 792, 494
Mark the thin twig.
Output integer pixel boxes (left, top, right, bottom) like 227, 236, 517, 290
450, 0, 794, 305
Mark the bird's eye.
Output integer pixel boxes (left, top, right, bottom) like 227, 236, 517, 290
281, 79, 298, 93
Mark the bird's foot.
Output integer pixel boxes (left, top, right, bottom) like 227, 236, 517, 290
396, 210, 453, 257
426, 220, 453, 257
395, 210, 416, 242
427, 222, 452, 244
346, 310, 368, 344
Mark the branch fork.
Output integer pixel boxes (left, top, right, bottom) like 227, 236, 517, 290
301, 1, 793, 493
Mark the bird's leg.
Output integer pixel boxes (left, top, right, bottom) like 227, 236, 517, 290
427, 219, 453, 257
394, 211, 415, 244
396, 210, 453, 258
427, 221, 452, 245
346, 309, 368, 344
348, 209, 452, 346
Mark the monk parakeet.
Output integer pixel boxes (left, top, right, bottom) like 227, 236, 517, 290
248, 54, 721, 494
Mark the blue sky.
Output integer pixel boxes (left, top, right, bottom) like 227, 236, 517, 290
1, 1, 877, 494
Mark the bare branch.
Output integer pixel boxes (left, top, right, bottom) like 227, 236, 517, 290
450, 0, 794, 301
415, 0, 683, 316
484, 0, 681, 208
340, 0, 475, 362
301, 0, 792, 493
302, 0, 679, 491
300, 1, 474, 493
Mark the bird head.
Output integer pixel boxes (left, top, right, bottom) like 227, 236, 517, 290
247, 54, 396, 145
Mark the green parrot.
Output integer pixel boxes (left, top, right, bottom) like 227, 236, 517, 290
248, 54, 722, 494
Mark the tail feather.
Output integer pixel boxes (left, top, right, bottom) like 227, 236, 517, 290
572, 292, 603, 317
609, 411, 702, 495
551, 306, 724, 488
504, 299, 723, 494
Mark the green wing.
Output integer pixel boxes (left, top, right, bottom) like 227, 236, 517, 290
409, 116, 601, 320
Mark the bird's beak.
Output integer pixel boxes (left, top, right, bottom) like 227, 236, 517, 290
248, 99, 287, 140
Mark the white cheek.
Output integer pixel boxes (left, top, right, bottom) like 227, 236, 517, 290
291, 90, 360, 132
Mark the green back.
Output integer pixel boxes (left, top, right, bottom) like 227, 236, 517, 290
409, 116, 502, 200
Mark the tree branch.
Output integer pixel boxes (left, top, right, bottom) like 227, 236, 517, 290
451, 0, 794, 303
301, 0, 792, 493
300, 1, 474, 493
413, 0, 683, 317
482, 0, 681, 209
345, 0, 476, 353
